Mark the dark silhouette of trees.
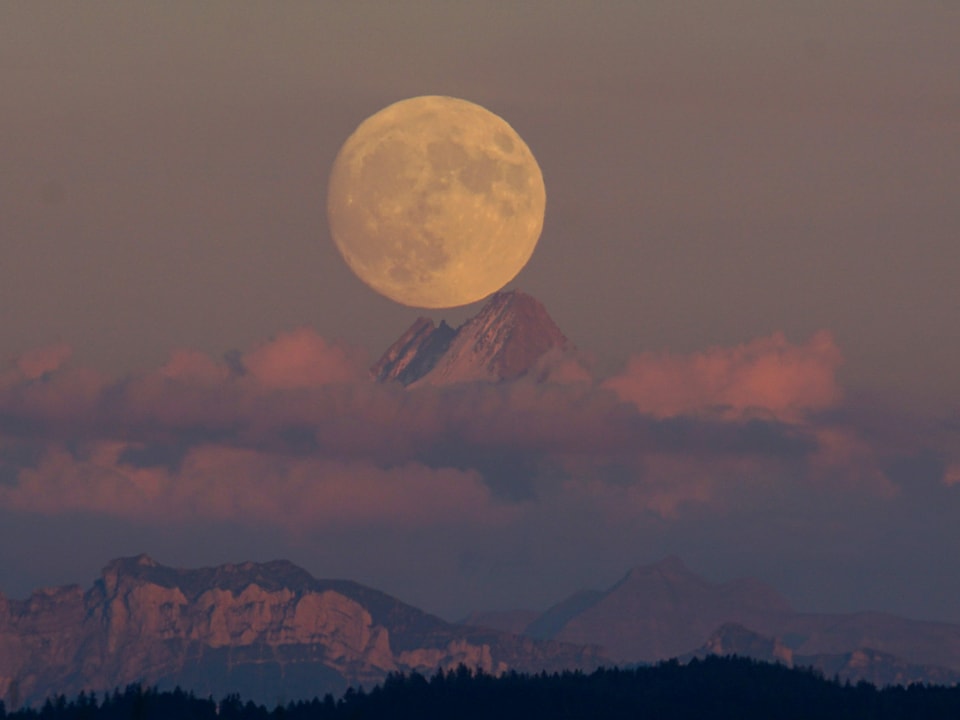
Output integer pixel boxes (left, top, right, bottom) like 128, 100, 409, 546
5, 657, 960, 719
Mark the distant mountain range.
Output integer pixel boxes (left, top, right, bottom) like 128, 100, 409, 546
4, 555, 960, 708
371, 290, 579, 386
465, 556, 960, 688
0, 555, 601, 708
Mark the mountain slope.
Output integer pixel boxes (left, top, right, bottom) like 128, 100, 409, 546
510, 556, 960, 684
0, 555, 604, 707
372, 291, 579, 386
369, 317, 456, 386
532, 556, 793, 662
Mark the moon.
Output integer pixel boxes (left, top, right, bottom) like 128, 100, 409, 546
327, 96, 546, 308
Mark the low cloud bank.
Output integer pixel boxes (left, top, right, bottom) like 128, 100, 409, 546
0, 327, 925, 529
4, 328, 960, 621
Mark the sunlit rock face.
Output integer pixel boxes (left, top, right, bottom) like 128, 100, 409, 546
372, 290, 583, 386
698, 623, 795, 667
0, 555, 604, 708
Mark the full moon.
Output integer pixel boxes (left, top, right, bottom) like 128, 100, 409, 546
327, 96, 546, 308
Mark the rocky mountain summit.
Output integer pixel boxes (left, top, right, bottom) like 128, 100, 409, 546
0, 555, 603, 708
371, 290, 579, 386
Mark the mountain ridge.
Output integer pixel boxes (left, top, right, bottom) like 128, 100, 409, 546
371, 290, 580, 386
468, 556, 960, 685
0, 555, 604, 708
6, 555, 960, 708
535, 557, 793, 662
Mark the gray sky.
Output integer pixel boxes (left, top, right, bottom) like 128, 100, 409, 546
2, 2, 959, 624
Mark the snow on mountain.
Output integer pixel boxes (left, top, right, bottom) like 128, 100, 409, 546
372, 291, 583, 386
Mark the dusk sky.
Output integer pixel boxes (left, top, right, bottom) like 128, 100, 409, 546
2, 3, 959, 623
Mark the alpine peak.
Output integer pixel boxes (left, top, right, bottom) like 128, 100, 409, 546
372, 290, 578, 386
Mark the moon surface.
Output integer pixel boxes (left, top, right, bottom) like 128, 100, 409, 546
327, 96, 546, 308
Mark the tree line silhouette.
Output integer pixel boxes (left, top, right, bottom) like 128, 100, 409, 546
4, 656, 960, 719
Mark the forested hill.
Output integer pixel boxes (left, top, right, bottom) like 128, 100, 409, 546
5, 657, 960, 720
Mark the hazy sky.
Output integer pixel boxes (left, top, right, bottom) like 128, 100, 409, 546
2, 3, 959, 624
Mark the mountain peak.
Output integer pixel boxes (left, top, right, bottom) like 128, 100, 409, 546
473, 290, 553, 322
373, 290, 575, 386
624, 555, 691, 580
100, 556, 335, 601
531, 557, 794, 662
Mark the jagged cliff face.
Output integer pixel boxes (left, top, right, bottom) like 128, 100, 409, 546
372, 291, 579, 386
0, 555, 603, 708
370, 316, 457, 386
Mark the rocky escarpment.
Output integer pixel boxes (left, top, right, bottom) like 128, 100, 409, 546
0, 555, 603, 708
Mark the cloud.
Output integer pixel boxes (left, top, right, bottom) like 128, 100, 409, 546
944, 464, 960, 487
0, 328, 911, 535
2, 329, 957, 623
0, 440, 506, 530
0, 366, 106, 438
809, 426, 896, 496
14, 342, 73, 380
603, 331, 842, 421
240, 327, 365, 389
159, 349, 230, 384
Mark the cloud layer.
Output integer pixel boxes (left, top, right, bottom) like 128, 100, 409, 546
603, 331, 842, 421
1, 328, 957, 619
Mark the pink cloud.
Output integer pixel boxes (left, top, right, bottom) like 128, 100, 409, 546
0, 441, 510, 530
603, 331, 842, 421
13, 342, 73, 380
808, 426, 897, 496
241, 327, 364, 389
944, 463, 960, 487
0, 328, 907, 532
160, 349, 231, 384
